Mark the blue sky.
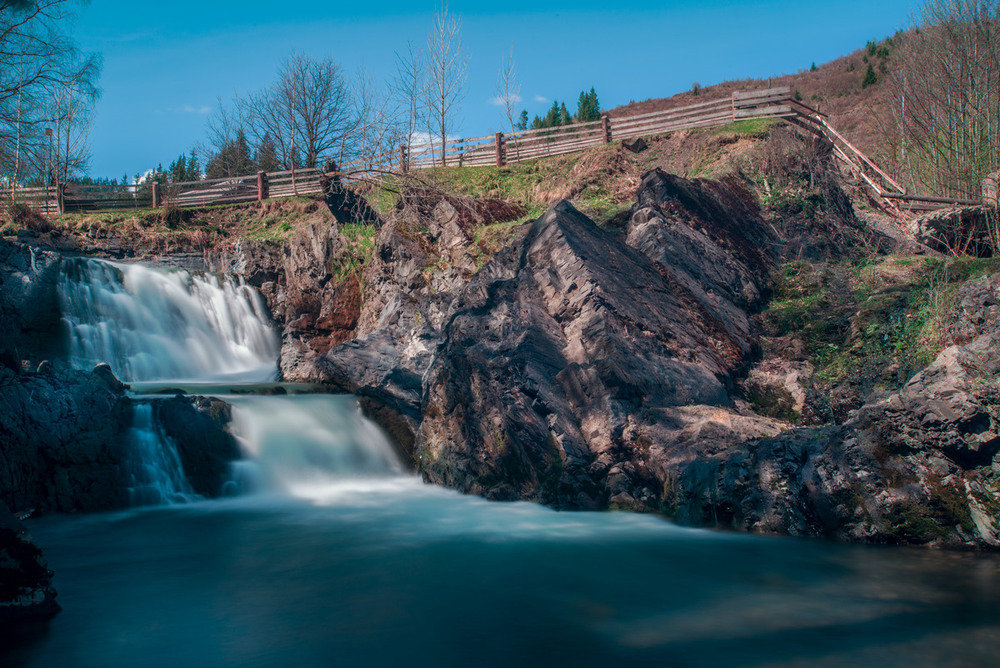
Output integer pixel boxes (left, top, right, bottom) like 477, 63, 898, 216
75, 0, 923, 179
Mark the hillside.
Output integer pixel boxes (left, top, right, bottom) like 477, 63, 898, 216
609, 34, 903, 180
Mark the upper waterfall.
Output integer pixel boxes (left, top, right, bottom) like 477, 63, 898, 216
58, 258, 280, 383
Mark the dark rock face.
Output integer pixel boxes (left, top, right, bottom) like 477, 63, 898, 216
416, 188, 780, 507
0, 363, 241, 513
321, 166, 383, 226
152, 395, 241, 498
0, 365, 133, 513
0, 502, 59, 624
0, 239, 64, 366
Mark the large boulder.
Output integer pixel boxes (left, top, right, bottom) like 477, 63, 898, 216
0, 365, 133, 513
416, 188, 780, 508
152, 395, 242, 498
909, 205, 995, 257
0, 362, 241, 513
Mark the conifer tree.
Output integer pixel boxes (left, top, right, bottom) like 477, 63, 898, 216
517, 109, 528, 131
187, 149, 201, 180
255, 133, 280, 172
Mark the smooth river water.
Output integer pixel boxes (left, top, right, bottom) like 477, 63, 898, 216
6, 260, 1000, 666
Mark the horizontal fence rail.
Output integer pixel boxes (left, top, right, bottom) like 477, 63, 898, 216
8, 87, 981, 216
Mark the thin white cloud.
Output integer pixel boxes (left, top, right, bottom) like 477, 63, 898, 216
489, 94, 522, 106
159, 104, 212, 115
533, 94, 549, 103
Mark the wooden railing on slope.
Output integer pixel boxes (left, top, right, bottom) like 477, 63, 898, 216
11, 86, 978, 216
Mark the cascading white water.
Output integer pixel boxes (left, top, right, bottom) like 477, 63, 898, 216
58, 257, 280, 383
56, 256, 404, 507
125, 403, 195, 506
226, 394, 405, 498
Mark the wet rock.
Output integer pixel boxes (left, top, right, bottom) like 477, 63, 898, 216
0, 365, 132, 513
151, 395, 241, 498
0, 502, 59, 624
0, 239, 63, 366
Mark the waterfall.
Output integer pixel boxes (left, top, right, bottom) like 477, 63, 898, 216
227, 395, 405, 498
55, 256, 403, 508
58, 257, 280, 383
125, 403, 196, 506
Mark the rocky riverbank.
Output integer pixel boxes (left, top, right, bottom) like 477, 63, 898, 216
3, 150, 1000, 550
268, 166, 1000, 548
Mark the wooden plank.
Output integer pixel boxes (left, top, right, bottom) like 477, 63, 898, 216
882, 192, 981, 206
612, 97, 732, 125
813, 116, 906, 194
614, 109, 735, 134
734, 104, 792, 119
733, 86, 791, 101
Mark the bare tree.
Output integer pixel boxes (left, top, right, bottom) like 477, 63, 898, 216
891, 0, 1000, 202
0, 0, 99, 190
48, 54, 100, 183
495, 45, 521, 160
352, 65, 402, 172
392, 41, 426, 170
236, 53, 353, 171
426, 3, 467, 166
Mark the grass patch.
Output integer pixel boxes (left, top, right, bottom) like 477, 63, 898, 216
762, 255, 1000, 401
711, 118, 780, 139
331, 222, 378, 282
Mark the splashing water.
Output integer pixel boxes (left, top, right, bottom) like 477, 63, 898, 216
58, 257, 279, 383
226, 394, 405, 498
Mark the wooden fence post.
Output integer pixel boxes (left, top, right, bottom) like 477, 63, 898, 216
151, 181, 160, 208
398, 144, 408, 173
257, 171, 268, 201
495, 131, 505, 167
601, 114, 612, 143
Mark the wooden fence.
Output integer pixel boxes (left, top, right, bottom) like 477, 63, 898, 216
7, 86, 980, 216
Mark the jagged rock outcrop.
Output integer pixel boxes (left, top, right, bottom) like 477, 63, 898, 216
0, 364, 133, 513
416, 180, 782, 508
301, 216, 463, 445
0, 502, 59, 624
670, 273, 1000, 548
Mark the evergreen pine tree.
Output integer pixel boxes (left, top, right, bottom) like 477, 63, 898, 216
187, 149, 201, 181
559, 102, 571, 126
256, 134, 280, 172
861, 63, 878, 88
517, 110, 529, 131
576, 88, 600, 122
